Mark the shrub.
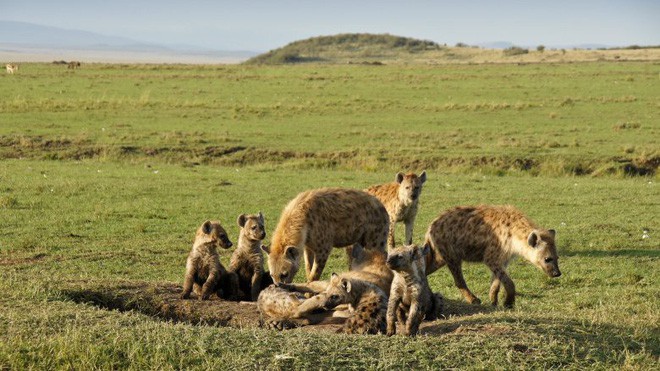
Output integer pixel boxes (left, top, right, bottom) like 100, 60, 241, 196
537, 45, 546, 53
503, 46, 529, 56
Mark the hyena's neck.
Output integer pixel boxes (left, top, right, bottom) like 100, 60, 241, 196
193, 241, 217, 255
238, 233, 262, 254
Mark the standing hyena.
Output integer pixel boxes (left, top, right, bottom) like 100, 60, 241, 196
228, 212, 273, 301
386, 244, 443, 337
181, 220, 239, 300
425, 205, 562, 308
263, 188, 389, 283
365, 171, 427, 250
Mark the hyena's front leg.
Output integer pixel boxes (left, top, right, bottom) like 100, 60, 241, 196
386, 292, 402, 336
250, 269, 263, 301
489, 273, 501, 306
200, 271, 219, 300
387, 218, 397, 250
303, 248, 315, 280
405, 301, 423, 337
404, 216, 415, 246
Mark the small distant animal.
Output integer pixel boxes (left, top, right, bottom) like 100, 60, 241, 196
67, 61, 81, 69
424, 205, 561, 308
264, 187, 389, 284
228, 212, 273, 301
386, 244, 443, 337
365, 171, 427, 249
181, 220, 239, 300
6, 63, 18, 74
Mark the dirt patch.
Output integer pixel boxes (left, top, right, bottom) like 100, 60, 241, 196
0, 253, 48, 266
59, 280, 495, 335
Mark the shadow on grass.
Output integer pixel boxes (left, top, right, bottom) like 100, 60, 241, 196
563, 249, 660, 258
59, 280, 262, 328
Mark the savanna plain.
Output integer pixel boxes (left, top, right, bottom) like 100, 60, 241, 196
0, 61, 658, 369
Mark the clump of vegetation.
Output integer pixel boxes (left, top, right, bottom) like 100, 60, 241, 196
245, 33, 442, 65
537, 45, 545, 53
503, 46, 529, 56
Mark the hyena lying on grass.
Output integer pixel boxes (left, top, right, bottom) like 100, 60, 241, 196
386, 244, 443, 337
259, 243, 393, 331
181, 220, 239, 300
365, 171, 427, 250
228, 212, 272, 301
264, 187, 389, 283
425, 205, 561, 308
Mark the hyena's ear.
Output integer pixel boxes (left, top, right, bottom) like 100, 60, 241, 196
261, 244, 270, 254
548, 229, 556, 239
395, 172, 405, 184
527, 231, 540, 248
419, 170, 427, 184
257, 211, 264, 224
341, 278, 352, 293
285, 246, 299, 260
237, 214, 247, 228
202, 220, 213, 234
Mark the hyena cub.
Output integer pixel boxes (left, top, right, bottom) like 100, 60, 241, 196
425, 205, 562, 308
228, 212, 273, 301
366, 171, 427, 250
181, 220, 239, 300
319, 273, 388, 335
386, 244, 443, 337
256, 284, 336, 330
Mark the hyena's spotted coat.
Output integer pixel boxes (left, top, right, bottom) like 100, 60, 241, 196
264, 188, 389, 283
365, 171, 427, 250
425, 205, 561, 308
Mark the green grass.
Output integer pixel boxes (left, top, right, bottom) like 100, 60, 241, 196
0, 62, 658, 369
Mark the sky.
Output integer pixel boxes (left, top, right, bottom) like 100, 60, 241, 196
1, 0, 659, 51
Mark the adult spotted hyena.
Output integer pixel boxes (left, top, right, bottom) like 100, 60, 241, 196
365, 171, 427, 250
386, 244, 443, 337
228, 212, 272, 301
181, 220, 239, 300
264, 188, 389, 283
425, 205, 561, 308
256, 284, 336, 330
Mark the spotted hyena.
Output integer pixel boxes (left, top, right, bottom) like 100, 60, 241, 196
256, 284, 337, 330
425, 205, 561, 308
386, 244, 443, 337
264, 188, 389, 283
228, 212, 273, 301
366, 171, 427, 250
67, 61, 81, 69
181, 220, 239, 300
318, 272, 388, 335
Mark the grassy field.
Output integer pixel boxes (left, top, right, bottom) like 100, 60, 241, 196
0, 62, 658, 369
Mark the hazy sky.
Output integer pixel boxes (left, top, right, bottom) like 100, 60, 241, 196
2, 0, 659, 51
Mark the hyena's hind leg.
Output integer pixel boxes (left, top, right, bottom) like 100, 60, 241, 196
447, 261, 481, 305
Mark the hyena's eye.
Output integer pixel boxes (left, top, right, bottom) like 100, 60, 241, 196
544, 257, 554, 263
280, 272, 288, 280
251, 225, 257, 230
219, 234, 227, 239
330, 294, 339, 301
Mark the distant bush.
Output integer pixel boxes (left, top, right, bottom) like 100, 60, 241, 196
455, 42, 469, 48
503, 46, 529, 56
537, 45, 546, 53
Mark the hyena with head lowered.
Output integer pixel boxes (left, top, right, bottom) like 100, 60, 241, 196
181, 220, 239, 300
386, 244, 443, 337
365, 171, 427, 250
264, 188, 389, 283
425, 205, 561, 308
257, 242, 393, 330
228, 212, 273, 301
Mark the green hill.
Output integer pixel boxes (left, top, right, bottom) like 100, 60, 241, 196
244, 33, 442, 64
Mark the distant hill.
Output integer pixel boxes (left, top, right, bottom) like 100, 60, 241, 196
0, 20, 257, 63
244, 33, 442, 64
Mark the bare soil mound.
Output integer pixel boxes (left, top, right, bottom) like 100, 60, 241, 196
59, 280, 494, 335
